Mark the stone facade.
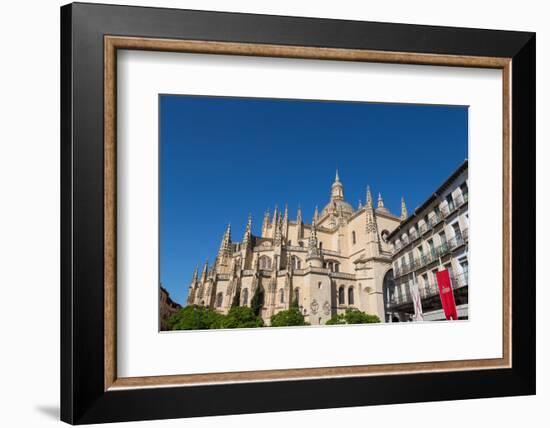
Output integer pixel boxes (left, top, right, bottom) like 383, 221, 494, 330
186, 171, 401, 325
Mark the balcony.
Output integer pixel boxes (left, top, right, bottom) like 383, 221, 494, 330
455, 192, 469, 207
429, 213, 443, 228
451, 271, 469, 289
418, 223, 428, 235
441, 192, 468, 218
419, 282, 440, 299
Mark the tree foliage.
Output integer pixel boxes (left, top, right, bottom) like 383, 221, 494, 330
270, 307, 308, 327
222, 306, 264, 329
168, 305, 224, 330
325, 308, 381, 325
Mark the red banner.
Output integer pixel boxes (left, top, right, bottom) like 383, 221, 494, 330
436, 269, 458, 320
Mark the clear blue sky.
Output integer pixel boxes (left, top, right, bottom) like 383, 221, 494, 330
160, 95, 468, 305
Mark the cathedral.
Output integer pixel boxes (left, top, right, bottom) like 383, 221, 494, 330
186, 171, 405, 325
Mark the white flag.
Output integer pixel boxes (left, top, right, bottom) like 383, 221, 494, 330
409, 278, 424, 321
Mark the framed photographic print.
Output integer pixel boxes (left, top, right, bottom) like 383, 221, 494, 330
60, 2, 536, 424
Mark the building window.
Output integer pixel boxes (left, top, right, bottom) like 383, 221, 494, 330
446, 193, 455, 211
352, 231, 356, 244
259, 255, 272, 270
319, 242, 323, 251
459, 257, 469, 286
452, 222, 462, 239
299, 241, 304, 247
348, 287, 355, 305
294, 287, 300, 304
324, 261, 340, 273
216, 292, 223, 308
444, 263, 453, 278
460, 181, 468, 197
427, 239, 435, 256
292, 256, 302, 270
432, 269, 439, 285
288, 240, 291, 246
338, 286, 345, 305
242, 288, 249, 305
318, 282, 322, 289
279, 288, 285, 304
439, 231, 447, 245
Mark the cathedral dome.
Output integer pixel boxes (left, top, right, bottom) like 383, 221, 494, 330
320, 170, 354, 218
320, 199, 354, 218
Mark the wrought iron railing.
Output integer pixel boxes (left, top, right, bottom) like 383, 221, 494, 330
389, 271, 468, 308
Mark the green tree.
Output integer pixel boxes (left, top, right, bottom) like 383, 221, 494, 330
325, 313, 346, 325
231, 287, 241, 308
326, 308, 381, 325
270, 307, 308, 327
168, 305, 224, 330
222, 306, 264, 329
250, 285, 264, 317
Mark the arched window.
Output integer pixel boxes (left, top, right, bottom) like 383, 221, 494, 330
319, 242, 323, 251
279, 289, 285, 304
259, 255, 272, 270
294, 287, 300, 304
299, 241, 304, 247
348, 287, 355, 305
242, 288, 249, 305
292, 256, 302, 270
216, 292, 223, 308
325, 260, 340, 273
338, 286, 345, 305
352, 231, 356, 244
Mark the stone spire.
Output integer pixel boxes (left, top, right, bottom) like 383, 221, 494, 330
261, 209, 270, 237
282, 204, 289, 236
242, 214, 252, 249
271, 205, 279, 228
401, 196, 408, 221
330, 169, 344, 202
200, 260, 208, 282
377, 192, 384, 208
313, 205, 319, 221
358, 198, 363, 210
274, 212, 283, 246
306, 218, 322, 266
377, 192, 390, 214
366, 185, 373, 208
216, 223, 232, 269
365, 187, 380, 257
296, 205, 302, 224
191, 265, 198, 284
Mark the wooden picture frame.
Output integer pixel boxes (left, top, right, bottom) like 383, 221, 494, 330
61, 2, 535, 424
